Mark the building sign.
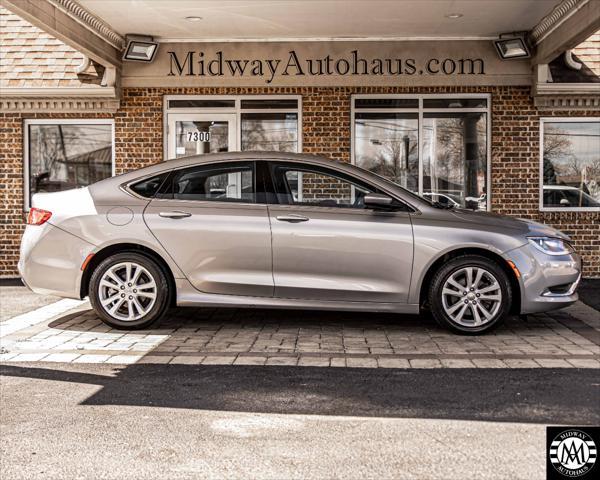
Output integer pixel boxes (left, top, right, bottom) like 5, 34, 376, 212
166, 50, 486, 84
122, 41, 531, 87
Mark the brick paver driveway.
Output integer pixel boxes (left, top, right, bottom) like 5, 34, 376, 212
1, 287, 598, 368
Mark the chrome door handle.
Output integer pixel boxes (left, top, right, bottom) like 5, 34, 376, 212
159, 211, 192, 219
276, 214, 309, 223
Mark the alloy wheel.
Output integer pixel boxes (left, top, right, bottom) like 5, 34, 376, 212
441, 266, 502, 327
98, 262, 157, 321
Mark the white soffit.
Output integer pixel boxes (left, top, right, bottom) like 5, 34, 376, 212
77, 0, 560, 42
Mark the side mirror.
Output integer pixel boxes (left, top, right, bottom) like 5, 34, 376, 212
364, 193, 393, 209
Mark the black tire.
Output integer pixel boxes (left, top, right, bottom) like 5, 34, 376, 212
89, 252, 170, 330
428, 255, 512, 335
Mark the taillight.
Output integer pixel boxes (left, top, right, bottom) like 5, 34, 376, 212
26, 208, 52, 225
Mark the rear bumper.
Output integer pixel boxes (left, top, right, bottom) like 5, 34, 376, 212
504, 243, 582, 314
18, 224, 94, 299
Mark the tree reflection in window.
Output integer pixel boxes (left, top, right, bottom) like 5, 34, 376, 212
28, 123, 112, 203
241, 113, 298, 152
423, 112, 487, 210
542, 121, 600, 209
354, 113, 418, 191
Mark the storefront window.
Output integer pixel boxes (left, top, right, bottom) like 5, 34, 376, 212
165, 96, 301, 158
353, 96, 489, 210
26, 121, 113, 207
241, 113, 298, 152
354, 113, 418, 191
423, 112, 487, 210
541, 119, 600, 210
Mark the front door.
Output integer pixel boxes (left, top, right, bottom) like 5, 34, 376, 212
144, 161, 274, 297
267, 162, 414, 303
167, 113, 237, 159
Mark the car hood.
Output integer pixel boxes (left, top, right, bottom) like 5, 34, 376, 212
445, 209, 571, 240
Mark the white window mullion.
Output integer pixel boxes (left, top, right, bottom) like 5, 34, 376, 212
418, 99, 424, 196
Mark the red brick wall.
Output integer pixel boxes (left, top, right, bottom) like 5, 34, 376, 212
1, 86, 599, 277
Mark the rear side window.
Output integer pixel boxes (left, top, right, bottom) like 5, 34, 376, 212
129, 172, 169, 199
159, 162, 255, 203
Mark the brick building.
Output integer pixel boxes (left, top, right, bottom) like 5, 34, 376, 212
1, 0, 599, 278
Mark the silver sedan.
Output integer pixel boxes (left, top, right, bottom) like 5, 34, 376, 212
19, 152, 581, 334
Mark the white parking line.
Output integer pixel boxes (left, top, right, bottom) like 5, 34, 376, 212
0, 299, 87, 338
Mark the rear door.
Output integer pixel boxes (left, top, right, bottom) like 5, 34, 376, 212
143, 161, 274, 297
266, 162, 414, 303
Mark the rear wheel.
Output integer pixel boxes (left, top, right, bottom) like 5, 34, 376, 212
428, 255, 512, 334
89, 252, 170, 330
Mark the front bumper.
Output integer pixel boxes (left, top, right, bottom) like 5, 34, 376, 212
18, 223, 94, 299
504, 243, 581, 314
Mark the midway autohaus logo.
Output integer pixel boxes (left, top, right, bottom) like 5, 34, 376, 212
166, 49, 486, 84
547, 427, 599, 479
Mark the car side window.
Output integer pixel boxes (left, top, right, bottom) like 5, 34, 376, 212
158, 162, 255, 203
129, 172, 169, 199
270, 164, 376, 209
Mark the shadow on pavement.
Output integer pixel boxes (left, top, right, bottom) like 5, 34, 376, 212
47, 306, 438, 332
579, 279, 600, 312
1, 363, 599, 425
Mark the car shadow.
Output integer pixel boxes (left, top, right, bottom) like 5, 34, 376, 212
48, 306, 437, 331
1, 362, 599, 425
45, 306, 597, 347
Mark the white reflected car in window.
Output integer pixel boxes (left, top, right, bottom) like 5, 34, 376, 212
543, 185, 600, 208
422, 192, 461, 208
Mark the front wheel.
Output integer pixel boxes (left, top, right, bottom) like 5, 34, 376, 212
428, 255, 512, 335
89, 252, 170, 330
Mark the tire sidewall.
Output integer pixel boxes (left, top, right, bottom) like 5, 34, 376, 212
429, 256, 512, 335
89, 252, 170, 330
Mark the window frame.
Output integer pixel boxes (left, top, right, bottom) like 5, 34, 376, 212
23, 118, 115, 211
539, 117, 600, 212
163, 95, 303, 160
351, 93, 491, 211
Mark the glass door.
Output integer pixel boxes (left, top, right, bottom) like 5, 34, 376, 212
167, 113, 237, 159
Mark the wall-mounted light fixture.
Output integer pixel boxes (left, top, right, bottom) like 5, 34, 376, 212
123, 35, 158, 62
494, 33, 530, 60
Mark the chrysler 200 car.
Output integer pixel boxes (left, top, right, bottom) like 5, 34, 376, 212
19, 152, 581, 334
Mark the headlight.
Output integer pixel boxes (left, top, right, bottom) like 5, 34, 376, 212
528, 237, 574, 256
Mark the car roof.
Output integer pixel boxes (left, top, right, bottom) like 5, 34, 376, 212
155, 151, 351, 171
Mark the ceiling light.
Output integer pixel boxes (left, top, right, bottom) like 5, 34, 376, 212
185, 16, 203, 22
123, 35, 158, 62
445, 13, 463, 19
494, 33, 530, 59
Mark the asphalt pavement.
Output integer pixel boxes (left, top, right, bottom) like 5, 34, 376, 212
1, 362, 599, 479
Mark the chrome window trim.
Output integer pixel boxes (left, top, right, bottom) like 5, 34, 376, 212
120, 157, 420, 212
